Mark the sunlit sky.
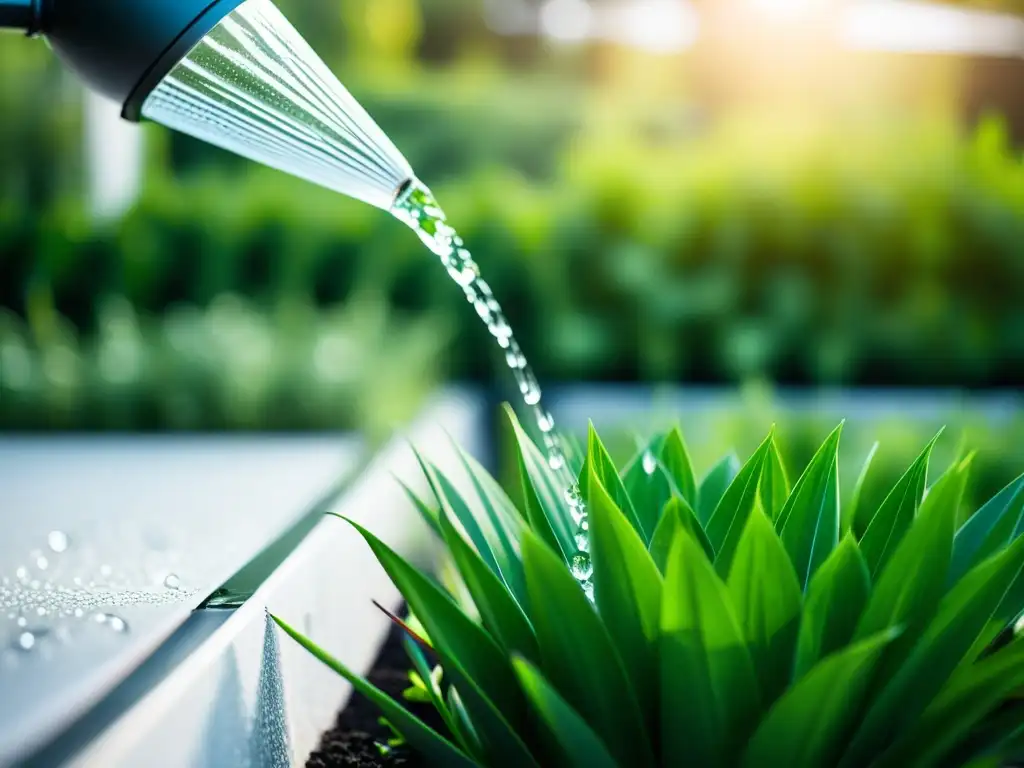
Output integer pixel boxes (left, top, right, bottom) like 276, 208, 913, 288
484, 0, 1024, 56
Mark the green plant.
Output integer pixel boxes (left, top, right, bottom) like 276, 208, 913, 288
276, 407, 1024, 767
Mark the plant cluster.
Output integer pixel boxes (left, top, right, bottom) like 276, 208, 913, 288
278, 408, 1024, 767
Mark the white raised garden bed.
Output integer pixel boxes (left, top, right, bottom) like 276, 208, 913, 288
0, 389, 487, 767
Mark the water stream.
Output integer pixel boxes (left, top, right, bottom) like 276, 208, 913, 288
391, 181, 593, 598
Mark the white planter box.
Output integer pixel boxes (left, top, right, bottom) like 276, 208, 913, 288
1, 389, 487, 767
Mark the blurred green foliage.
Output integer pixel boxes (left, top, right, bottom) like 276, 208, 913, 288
3, 114, 1022, 395
0, 290, 451, 435
0, 0, 1022, 432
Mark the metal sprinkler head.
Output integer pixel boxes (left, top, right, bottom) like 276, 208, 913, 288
0, 0, 416, 210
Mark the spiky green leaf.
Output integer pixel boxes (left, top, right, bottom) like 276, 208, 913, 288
698, 453, 742, 525
951, 473, 1024, 585
511, 657, 620, 768
858, 432, 942, 578
586, 424, 645, 538
727, 508, 803, 705
844, 441, 879, 536
343, 519, 527, 729
777, 424, 843, 589
589, 464, 663, 734
743, 628, 901, 768
661, 530, 761, 767
842, 534, 1024, 767
706, 433, 774, 578
795, 534, 871, 677
855, 456, 967, 641
522, 531, 655, 768
397, 478, 442, 538
438, 510, 540, 664
402, 635, 467, 753
650, 496, 714, 574
660, 426, 698, 506
875, 640, 1024, 767
505, 405, 576, 563
622, 447, 675, 542
432, 466, 528, 606
761, 436, 791, 523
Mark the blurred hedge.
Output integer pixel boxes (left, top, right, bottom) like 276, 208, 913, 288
0, 290, 452, 435
2, 113, 1022, 399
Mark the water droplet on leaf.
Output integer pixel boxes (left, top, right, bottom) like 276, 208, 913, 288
642, 451, 658, 476
570, 553, 593, 581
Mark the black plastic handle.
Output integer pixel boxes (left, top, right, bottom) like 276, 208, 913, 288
1, 0, 245, 120
0, 0, 41, 33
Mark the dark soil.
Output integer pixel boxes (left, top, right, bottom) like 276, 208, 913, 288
306, 607, 446, 768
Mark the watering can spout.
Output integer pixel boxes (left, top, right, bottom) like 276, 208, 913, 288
2, 0, 414, 211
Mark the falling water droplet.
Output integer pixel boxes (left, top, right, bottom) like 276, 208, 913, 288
16, 631, 36, 651
15, 567, 28, 582
35, 556, 49, 571
163, 573, 181, 591
16, 617, 27, 628
570, 553, 594, 582
642, 450, 658, 476
99, 565, 113, 578
47, 531, 69, 553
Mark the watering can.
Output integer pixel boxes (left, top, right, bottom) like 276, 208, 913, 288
0, 0, 415, 210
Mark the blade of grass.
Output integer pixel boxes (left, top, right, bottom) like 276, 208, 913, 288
511, 657, 620, 768
706, 432, 774, 578
430, 460, 529, 607
858, 431, 942, 578
761, 435, 791, 524
589, 463, 664, 737
621, 441, 675, 542
794, 534, 871, 678
650, 496, 714, 574
397, 477, 442, 538
504, 405, 576, 562
844, 441, 879, 537
661, 529, 761, 767
873, 640, 1024, 767
342, 518, 527, 728
698, 453, 742, 525
742, 628, 901, 768
586, 424, 645, 538
776, 423, 843, 590
660, 426, 697, 507
438, 509, 540, 663
951, 473, 1024, 586
842, 534, 1024, 767
727, 508, 803, 706
272, 615, 477, 768
854, 456, 968, 641
523, 530, 655, 768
